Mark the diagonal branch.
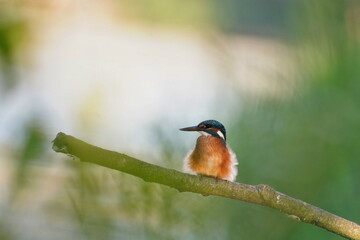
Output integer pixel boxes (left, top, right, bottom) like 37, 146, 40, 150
52, 132, 360, 240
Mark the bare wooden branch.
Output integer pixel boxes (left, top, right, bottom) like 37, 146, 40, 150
52, 132, 360, 240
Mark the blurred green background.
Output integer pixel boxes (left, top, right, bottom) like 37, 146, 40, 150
0, 0, 359, 239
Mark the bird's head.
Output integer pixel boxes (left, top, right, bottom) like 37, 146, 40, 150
179, 120, 226, 141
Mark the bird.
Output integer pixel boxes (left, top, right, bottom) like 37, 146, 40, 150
179, 120, 238, 181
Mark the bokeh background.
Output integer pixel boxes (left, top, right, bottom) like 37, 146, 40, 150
0, 0, 359, 239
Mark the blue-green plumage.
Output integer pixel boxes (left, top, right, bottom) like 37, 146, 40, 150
197, 120, 227, 141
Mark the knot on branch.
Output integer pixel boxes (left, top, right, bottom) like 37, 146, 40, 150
256, 184, 277, 203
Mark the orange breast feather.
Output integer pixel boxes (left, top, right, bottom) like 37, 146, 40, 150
188, 136, 232, 180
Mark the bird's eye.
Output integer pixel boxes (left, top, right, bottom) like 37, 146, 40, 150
198, 124, 206, 128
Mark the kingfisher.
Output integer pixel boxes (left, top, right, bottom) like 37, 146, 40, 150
180, 120, 238, 181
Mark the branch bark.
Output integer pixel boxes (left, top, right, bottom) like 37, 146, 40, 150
52, 132, 360, 240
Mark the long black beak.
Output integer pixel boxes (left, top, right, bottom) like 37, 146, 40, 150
179, 126, 203, 131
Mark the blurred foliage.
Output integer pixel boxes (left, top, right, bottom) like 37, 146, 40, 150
211, 0, 295, 37
116, 0, 296, 37
115, 0, 214, 29
0, 2, 30, 93
227, 1, 360, 239
0, 0, 359, 240
11, 117, 47, 198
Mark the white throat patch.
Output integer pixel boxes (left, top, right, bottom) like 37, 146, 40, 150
198, 130, 225, 140
216, 130, 225, 140
198, 131, 210, 136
